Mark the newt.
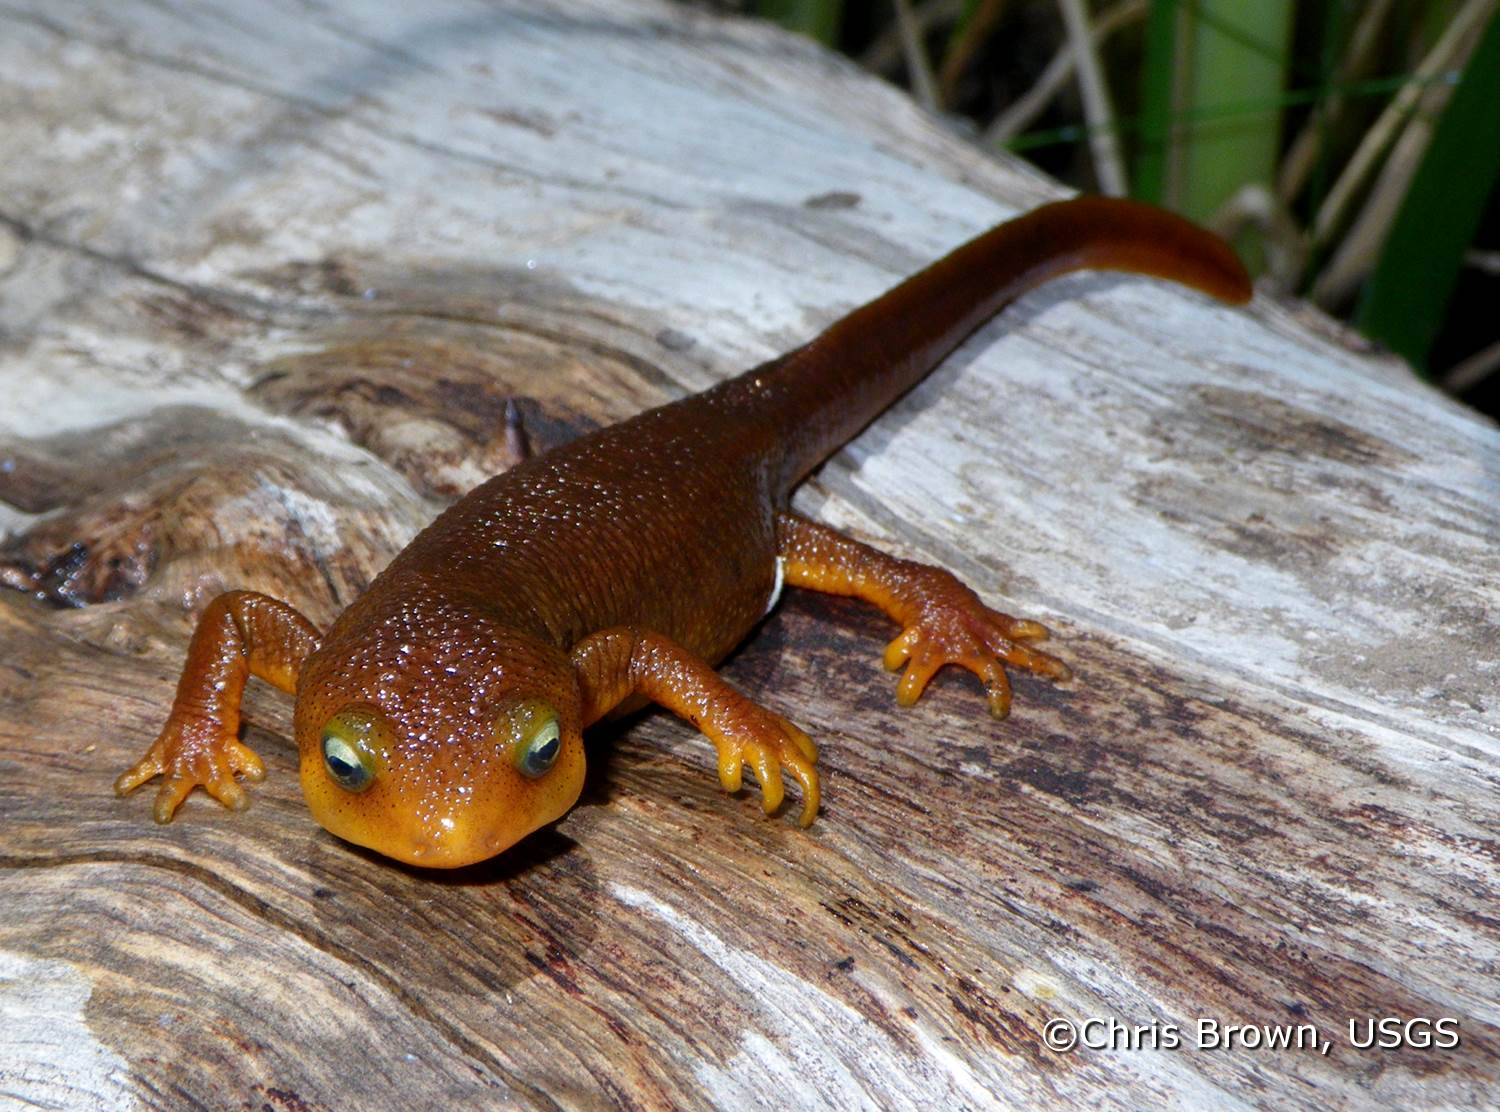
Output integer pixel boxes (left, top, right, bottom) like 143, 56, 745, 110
116, 196, 1251, 867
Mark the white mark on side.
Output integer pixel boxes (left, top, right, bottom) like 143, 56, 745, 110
764, 556, 786, 618
0, 950, 132, 1110
610, 884, 996, 1110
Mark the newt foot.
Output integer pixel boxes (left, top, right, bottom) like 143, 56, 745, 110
708, 706, 820, 826
882, 599, 1070, 719
115, 715, 266, 823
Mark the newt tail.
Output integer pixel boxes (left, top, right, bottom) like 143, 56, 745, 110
735, 195, 1251, 488
117, 196, 1250, 867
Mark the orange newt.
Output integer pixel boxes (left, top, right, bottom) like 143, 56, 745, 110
117, 196, 1251, 867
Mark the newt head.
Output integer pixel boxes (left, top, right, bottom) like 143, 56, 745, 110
294, 603, 585, 868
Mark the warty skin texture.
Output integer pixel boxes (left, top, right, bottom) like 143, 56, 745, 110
117, 196, 1252, 867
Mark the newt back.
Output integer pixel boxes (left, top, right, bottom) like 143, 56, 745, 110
354, 197, 1250, 663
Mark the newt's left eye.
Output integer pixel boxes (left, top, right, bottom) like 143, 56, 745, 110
517, 717, 561, 778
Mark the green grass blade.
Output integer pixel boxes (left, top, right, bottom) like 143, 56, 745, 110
1175, 0, 1295, 267
755, 0, 845, 46
1134, 0, 1180, 206
1358, 9, 1500, 370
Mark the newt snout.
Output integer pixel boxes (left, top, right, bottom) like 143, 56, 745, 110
295, 597, 586, 867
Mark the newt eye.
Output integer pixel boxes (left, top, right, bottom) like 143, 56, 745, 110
321, 710, 379, 792
517, 717, 560, 778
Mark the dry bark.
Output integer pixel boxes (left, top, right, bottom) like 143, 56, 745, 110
1, 1, 1497, 1108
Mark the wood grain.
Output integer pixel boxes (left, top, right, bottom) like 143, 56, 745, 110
1, 0, 1497, 1108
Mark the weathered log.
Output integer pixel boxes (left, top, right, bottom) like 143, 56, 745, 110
1, 1, 1497, 1107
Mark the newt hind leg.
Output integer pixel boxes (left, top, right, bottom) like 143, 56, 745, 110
776, 512, 1068, 718
116, 591, 321, 822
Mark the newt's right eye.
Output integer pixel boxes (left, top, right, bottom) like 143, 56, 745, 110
517, 716, 561, 778
321, 709, 381, 793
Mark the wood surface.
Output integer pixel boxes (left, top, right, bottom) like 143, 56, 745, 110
2, 1, 1498, 1108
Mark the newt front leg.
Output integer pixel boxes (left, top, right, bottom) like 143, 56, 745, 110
116, 590, 321, 822
571, 627, 819, 825
776, 513, 1068, 717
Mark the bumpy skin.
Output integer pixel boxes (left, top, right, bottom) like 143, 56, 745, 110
118, 197, 1252, 867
